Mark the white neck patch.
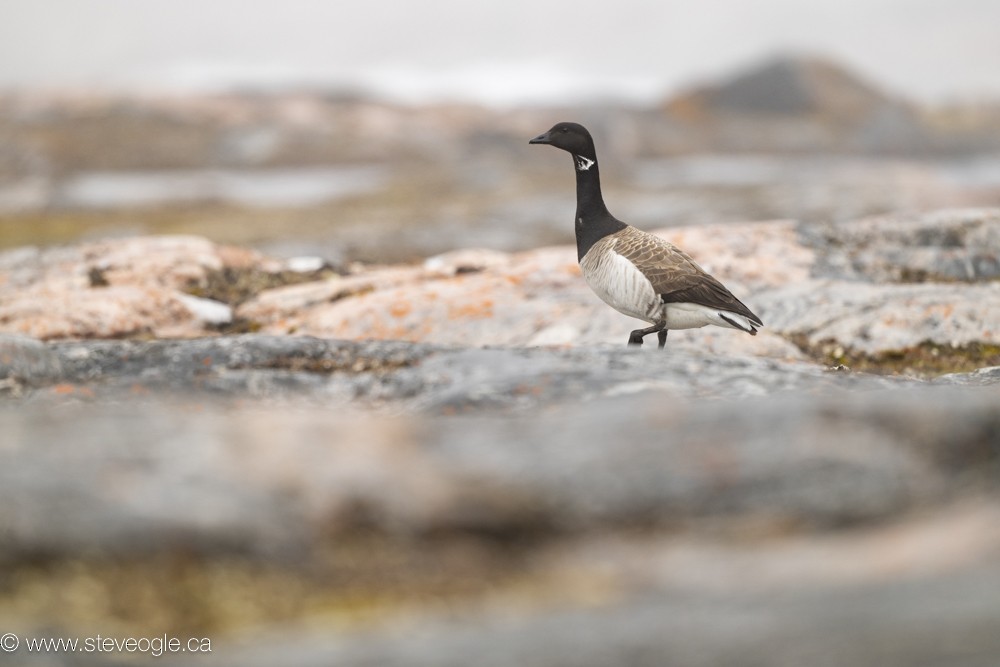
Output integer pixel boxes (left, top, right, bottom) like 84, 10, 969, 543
574, 155, 595, 172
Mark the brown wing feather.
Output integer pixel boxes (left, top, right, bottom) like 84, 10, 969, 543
612, 227, 763, 326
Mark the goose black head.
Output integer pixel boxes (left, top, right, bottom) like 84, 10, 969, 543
529, 122, 597, 164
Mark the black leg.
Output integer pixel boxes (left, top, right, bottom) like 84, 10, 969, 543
627, 322, 665, 348
657, 329, 668, 349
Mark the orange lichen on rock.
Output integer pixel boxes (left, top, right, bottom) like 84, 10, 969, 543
448, 299, 494, 320
388, 301, 413, 318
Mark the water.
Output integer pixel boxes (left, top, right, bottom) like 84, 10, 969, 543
50, 166, 387, 210
634, 154, 1000, 190
940, 154, 1000, 189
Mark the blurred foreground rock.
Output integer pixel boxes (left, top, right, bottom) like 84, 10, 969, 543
4, 378, 999, 555
1, 383, 1000, 667
1, 333, 1000, 667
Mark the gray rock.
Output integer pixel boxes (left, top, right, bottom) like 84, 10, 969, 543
10, 335, 918, 407
0, 334, 62, 394
45, 335, 432, 401
807, 208, 1000, 283
187, 567, 1000, 667
6, 333, 996, 411
758, 279, 1000, 354
2, 381, 998, 559
2, 380, 1000, 667
938, 365, 1000, 386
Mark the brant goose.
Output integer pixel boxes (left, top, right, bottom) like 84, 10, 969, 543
530, 122, 762, 348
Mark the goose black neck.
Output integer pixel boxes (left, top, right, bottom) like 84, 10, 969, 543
573, 157, 626, 261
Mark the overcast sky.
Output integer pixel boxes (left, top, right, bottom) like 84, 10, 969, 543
2, 0, 999, 105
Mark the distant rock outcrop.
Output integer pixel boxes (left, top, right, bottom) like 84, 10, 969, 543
676, 55, 895, 120
662, 55, 929, 153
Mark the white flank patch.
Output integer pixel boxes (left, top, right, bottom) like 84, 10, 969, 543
580, 245, 658, 322
574, 155, 595, 172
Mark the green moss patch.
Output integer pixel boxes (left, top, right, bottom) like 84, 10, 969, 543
184, 266, 340, 307
183, 265, 342, 335
792, 335, 1000, 376
255, 351, 417, 375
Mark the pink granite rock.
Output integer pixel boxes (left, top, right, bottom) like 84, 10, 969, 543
0, 236, 253, 339
3, 212, 997, 361
237, 222, 806, 358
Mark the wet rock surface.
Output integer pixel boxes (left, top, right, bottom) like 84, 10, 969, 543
2, 208, 1000, 667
